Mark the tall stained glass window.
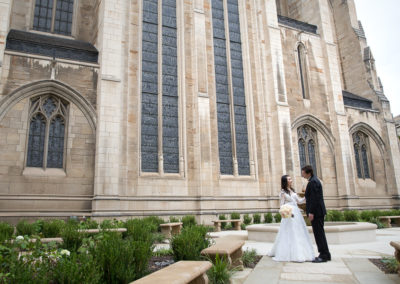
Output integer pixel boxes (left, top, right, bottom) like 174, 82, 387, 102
297, 125, 319, 176
211, 0, 250, 175
27, 96, 68, 169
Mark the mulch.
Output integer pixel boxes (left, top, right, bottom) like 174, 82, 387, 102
245, 255, 263, 269
369, 258, 398, 274
148, 255, 175, 273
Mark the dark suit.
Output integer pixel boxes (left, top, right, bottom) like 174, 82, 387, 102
305, 175, 330, 260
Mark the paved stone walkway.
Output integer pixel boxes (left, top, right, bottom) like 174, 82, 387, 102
227, 227, 400, 284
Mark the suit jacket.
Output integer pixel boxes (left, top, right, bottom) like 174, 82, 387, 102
305, 175, 327, 218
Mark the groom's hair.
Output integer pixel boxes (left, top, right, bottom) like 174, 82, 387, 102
301, 165, 314, 175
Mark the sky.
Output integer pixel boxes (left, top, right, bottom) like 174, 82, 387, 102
354, 0, 400, 117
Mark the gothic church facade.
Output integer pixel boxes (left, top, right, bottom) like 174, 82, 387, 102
0, 0, 399, 222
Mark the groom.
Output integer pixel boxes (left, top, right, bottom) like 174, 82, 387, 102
302, 165, 331, 263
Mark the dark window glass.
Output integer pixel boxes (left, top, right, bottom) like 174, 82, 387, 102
308, 140, 317, 174
298, 139, 306, 169
361, 145, 370, 179
228, 0, 250, 176
33, 0, 53, 32
354, 145, 362, 178
27, 114, 46, 167
298, 44, 309, 99
54, 0, 74, 35
33, 0, 74, 35
141, 0, 159, 173
47, 116, 65, 168
212, 0, 234, 175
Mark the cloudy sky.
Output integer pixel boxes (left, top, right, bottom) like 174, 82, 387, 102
354, 0, 400, 117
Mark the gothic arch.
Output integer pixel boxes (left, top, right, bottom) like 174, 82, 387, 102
291, 114, 335, 154
349, 122, 386, 157
0, 80, 96, 131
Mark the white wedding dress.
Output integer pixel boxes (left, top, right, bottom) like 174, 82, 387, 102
268, 190, 315, 262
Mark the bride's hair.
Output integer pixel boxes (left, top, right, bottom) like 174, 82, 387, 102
281, 175, 295, 195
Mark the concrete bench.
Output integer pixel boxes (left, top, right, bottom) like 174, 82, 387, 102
131, 261, 212, 284
201, 239, 245, 270
160, 222, 183, 238
378, 216, 400, 228
77, 228, 127, 234
390, 241, 400, 276
212, 219, 241, 232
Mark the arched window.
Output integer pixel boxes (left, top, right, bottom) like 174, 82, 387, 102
26, 96, 68, 169
298, 125, 319, 176
297, 43, 310, 99
353, 131, 371, 179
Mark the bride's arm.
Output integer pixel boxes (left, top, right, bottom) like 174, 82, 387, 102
293, 192, 306, 204
280, 191, 286, 206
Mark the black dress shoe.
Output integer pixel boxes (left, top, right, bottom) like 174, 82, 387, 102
318, 254, 331, 261
312, 257, 327, 263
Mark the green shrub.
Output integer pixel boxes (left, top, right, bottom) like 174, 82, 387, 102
230, 213, 240, 220
16, 220, 36, 236
143, 216, 165, 232
53, 252, 102, 284
360, 210, 373, 222
224, 223, 232, 230
61, 221, 85, 252
343, 210, 360, 221
381, 257, 399, 274
264, 213, 273, 223
274, 213, 281, 223
0, 222, 14, 243
371, 210, 382, 218
328, 210, 344, 222
42, 219, 64, 238
125, 219, 156, 243
171, 225, 210, 261
240, 223, 246, 230
33, 219, 44, 234
100, 219, 119, 229
243, 214, 252, 225
219, 215, 227, 229
370, 217, 385, 229
207, 254, 232, 284
169, 216, 180, 223
94, 232, 153, 283
153, 248, 173, 257
182, 215, 197, 228
253, 214, 261, 224
79, 218, 98, 230
242, 248, 257, 267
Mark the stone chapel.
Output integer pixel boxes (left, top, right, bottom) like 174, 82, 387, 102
0, 0, 399, 223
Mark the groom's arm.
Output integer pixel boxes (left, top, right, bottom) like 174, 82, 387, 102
306, 181, 318, 217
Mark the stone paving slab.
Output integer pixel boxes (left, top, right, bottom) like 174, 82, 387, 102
343, 258, 398, 284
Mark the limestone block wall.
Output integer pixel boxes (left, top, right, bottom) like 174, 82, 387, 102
0, 54, 98, 221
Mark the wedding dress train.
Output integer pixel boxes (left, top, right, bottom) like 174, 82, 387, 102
268, 190, 315, 262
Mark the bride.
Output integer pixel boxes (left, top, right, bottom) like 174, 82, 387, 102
268, 175, 315, 262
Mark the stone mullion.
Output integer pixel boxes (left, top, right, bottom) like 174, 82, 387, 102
157, 0, 164, 175
223, 0, 238, 177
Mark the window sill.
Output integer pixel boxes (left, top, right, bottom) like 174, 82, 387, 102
28, 29, 75, 40
23, 167, 66, 177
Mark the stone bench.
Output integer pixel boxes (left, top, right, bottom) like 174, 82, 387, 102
378, 216, 400, 228
77, 228, 127, 234
201, 239, 245, 270
131, 261, 212, 284
212, 219, 241, 232
390, 241, 400, 276
160, 222, 183, 238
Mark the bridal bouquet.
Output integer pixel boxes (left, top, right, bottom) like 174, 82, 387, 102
279, 204, 294, 218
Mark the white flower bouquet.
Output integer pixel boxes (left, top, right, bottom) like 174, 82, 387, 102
279, 204, 294, 218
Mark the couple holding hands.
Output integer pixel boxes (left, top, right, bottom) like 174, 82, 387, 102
268, 165, 331, 263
